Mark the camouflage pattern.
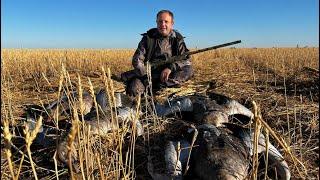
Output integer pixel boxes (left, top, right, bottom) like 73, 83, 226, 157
132, 28, 192, 74
126, 28, 193, 96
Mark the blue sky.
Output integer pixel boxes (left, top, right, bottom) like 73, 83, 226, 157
1, 0, 319, 48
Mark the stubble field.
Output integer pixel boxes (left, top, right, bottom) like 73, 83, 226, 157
1, 47, 319, 179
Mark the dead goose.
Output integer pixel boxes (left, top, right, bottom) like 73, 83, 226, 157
55, 91, 143, 172
24, 90, 143, 172
42, 88, 135, 121
45, 90, 94, 119
189, 124, 250, 180
155, 92, 253, 126
149, 123, 290, 180
23, 90, 96, 147
224, 123, 291, 180
25, 89, 142, 143
151, 93, 290, 180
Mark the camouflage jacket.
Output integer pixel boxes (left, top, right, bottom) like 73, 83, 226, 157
132, 28, 192, 76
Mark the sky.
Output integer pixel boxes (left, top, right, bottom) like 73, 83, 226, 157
1, 0, 319, 49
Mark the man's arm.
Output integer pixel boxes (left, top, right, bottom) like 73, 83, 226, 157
168, 39, 192, 72
132, 36, 148, 76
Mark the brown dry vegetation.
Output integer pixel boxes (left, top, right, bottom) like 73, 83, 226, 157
1, 47, 319, 179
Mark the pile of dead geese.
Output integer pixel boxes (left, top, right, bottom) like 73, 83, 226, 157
23, 89, 290, 180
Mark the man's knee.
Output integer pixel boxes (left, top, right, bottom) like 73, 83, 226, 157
126, 78, 146, 97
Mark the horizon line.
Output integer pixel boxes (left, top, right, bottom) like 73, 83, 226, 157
1, 46, 319, 50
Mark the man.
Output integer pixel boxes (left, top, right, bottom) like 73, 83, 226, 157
122, 10, 194, 96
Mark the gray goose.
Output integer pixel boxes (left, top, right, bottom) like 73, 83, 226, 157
149, 93, 290, 180
155, 92, 253, 126
24, 89, 143, 171
149, 123, 290, 180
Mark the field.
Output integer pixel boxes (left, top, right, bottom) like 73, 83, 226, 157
1, 47, 319, 179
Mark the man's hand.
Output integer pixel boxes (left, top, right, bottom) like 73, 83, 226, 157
160, 68, 172, 82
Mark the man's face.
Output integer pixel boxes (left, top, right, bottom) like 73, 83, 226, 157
156, 12, 174, 37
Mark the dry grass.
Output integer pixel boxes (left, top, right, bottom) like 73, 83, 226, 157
1, 47, 319, 179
